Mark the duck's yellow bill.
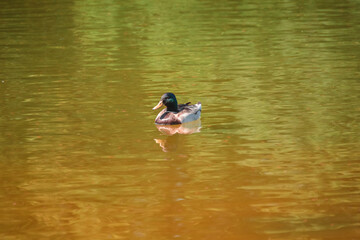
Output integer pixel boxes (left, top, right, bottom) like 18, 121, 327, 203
152, 101, 163, 110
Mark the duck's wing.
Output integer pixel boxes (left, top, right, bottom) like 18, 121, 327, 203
177, 102, 201, 123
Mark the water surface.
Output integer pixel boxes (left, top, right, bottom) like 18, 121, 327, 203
1, 0, 360, 239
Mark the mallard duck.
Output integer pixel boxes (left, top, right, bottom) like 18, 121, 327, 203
152, 93, 201, 125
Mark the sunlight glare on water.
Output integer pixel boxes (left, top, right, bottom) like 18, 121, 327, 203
0, 0, 360, 240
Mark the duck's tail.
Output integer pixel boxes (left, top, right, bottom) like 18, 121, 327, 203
196, 102, 202, 111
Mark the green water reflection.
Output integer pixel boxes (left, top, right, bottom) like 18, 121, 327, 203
1, 0, 360, 239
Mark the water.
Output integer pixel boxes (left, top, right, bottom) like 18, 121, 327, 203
1, 0, 360, 239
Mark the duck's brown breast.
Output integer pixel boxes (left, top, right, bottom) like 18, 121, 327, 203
155, 111, 181, 125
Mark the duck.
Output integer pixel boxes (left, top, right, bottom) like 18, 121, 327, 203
152, 93, 201, 125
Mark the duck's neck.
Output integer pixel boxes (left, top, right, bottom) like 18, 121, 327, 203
166, 105, 178, 112
166, 102, 179, 112
165, 97, 179, 112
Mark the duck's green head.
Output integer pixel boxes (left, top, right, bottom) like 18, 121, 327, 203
153, 92, 178, 112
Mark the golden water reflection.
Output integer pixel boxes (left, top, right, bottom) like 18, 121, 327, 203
154, 119, 201, 152
156, 120, 202, 136
155, 120, 202, 152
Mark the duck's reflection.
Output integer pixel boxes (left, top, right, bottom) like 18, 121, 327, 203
154, 120, 201, 152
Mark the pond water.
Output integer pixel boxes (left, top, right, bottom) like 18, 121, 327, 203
1, 0, 360, 239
